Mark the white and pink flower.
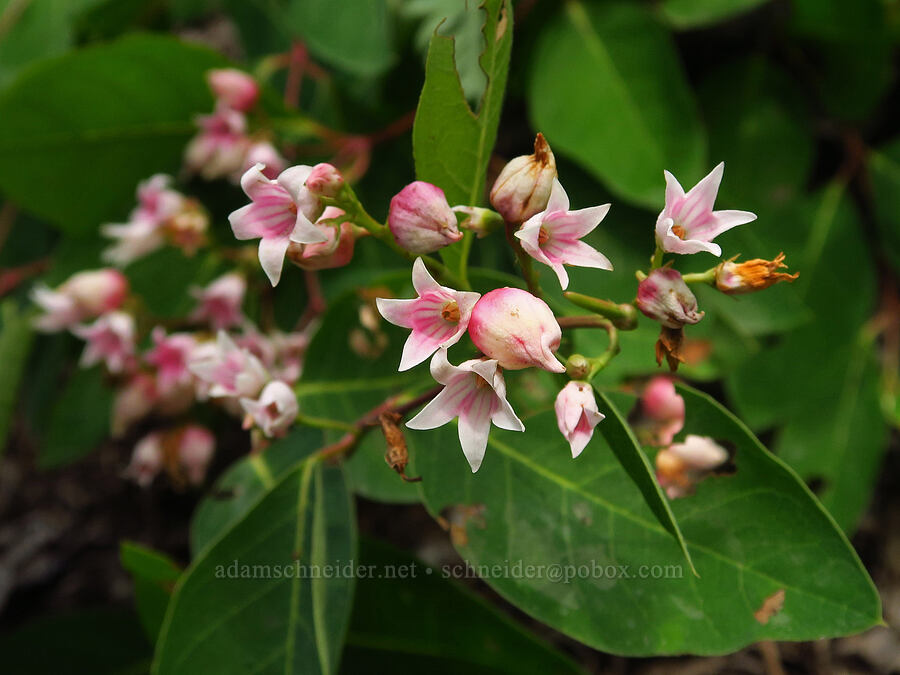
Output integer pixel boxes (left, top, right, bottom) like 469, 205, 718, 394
31, 269, 129, 332
189, 273, 246, 330
185, 103, 251, 180
555, 381, 605, 458
515, 178, 612, 290
228, 163, 327, 286
178, 425, 216, 485
207, 68, 259, 112
636, 268, 704, 329
72, 311, 136, 374
490, 133, 557, 224
240, 380, 298, 438
237, 141, 287, 181
656, 435, 729, 499
286, 207, 358, 271
406, 348, 524, 472
467, 287, 565, 373
656, 162, 756, 256
388, 181, 463, 254
189, 330, 269, 399
145, 328, 197, 395
126, 432, 164, 487
375, 258, 480, 371
635, 377, 685, 447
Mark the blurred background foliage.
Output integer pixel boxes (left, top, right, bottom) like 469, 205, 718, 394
0, 0, 898, 672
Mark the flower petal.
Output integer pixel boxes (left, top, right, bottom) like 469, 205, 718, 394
276, 165, 313, 202
457, 391, 493, 472
398, 331, 443, 371
411, 257, 443, 296
375, 298, 417, 329
289, 211, 328, 244
545, 177, 570, 214
257, 236, 290, 286
405, 383, 461, 430
683, 162, 724, 216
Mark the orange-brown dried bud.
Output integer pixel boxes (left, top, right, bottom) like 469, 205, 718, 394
715, 253, 798, 295
655, 326, 685, 372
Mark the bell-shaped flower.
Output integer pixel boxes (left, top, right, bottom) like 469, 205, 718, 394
375, 258, 480, 371
406, 348, 524, 472
636, 268, 704, 329
240, 380, 299, 438
468, 287, 565, 372
235, 141, 287, 182
633, 377, 685, 446
656, 435, 729, 499
184, 103, 251, 180
555, 381, 605, 458
72, 311, 136, 374
145, 328, 197, 395
31, 268, 129, 332
655, 162, 756, 256
189, 273, 246, 330
286, 207, 358, 271
189, 330, 269, 399
126, 432, 164, 487
515, 178, 612, 290
206, 68, 259, 111
177, 425, 216, 485
229, 163, 328, 286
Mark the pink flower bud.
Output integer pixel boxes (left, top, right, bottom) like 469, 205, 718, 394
238, 141, 287, 181
286, 207, 357, 271
305, 163, 344, 198
178, 425, 216, 485
634, 376, 685, 447
127, 433, 164, 487
240, 380, 298, 438
555, 381, 605, 458
468, 287, 565, 372
636, 268, 704, 329
207, 68, 259, 111
489, 133, 557, 224
388, 181, 462, 254
32, 269, 129, 332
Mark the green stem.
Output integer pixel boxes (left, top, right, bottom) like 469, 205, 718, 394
296, 414, 357, 433
587, 322, 620, 380
562, 292, 638, 330
650, 243, 665, 270
681, 268, 717, 285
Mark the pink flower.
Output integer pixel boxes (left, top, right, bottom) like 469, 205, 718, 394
388, 181, 463, 254
145, 328, 197, 395
189, 331, 269, 399
72, 311, 136, 374
102, 220, 166, 266
287, 207, 358, 271
305, 163, 344, 198
636, 268, 704, 329
111, 372, 158, 437
131, 174, 186, 225
656, 435, 728, 499
555, 381, 605, 458
514, 178, 612, 290
269, 330, 310, 383
375, 258, 480, 371
240, 380, 299, 438
237, 141, 287, 181
189, 273, 246, 330
656, 162, 756, 256
31, 268, 129, 332
184, 103, 251, 180
127, 432, 164, 487
468, 287, 565, 372
206, 68, 259, 111
636, 377, 685, 447
406, 348, 524, 472
228, 163, 328, 286
178, 425, 216, 485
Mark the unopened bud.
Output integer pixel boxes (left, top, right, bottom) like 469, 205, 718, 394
388, 181, 463, 254
207, 68, 259, 111
305, 163, 345, 198
468, 287, 565, 372
566, 354, 590, 380
715, 253, 798, 295
451, 206, 503, 238
287, 207, 357, 271
637, 268, 704, 329
490, 133, 557, 223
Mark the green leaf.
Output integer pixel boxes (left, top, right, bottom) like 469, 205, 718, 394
343, 539, 583, 674
658, 0, 769, 29
154, 460, 357, 675
0, 34, 225, 234
867, 141, 900, 274
407, 385, 880, 655
529, 1, 706, 209
287, 0, 395, 77
121, 541, 182, 642
0, 608, 150, 675
412, 0, 513, 206
127, 248, 220, 318
0, 300, 34, 451
595, 391, 695, 574
40, 365, 112, 468
190, 426, 323, 556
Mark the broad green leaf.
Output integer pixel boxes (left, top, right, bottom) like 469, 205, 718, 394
658, 0, 769, 29
127, 248, 220, 318
0, 300, 34, 451
790, 0, 886, 44
595, 391, 695, 574
529, 1, 706, 209
412, 0, 512, 206
407, 385, 880, 655
342, 539, 583, 674
0, 34, 224, 233
40, 365, 112, 468
121, 541, 182, 642
867, 141, 900, 274
297, 290, 430, 503
287, 0, 395, 77
190, 426, 323, 556
154, 460, 357, 675
0, 608, 150, 675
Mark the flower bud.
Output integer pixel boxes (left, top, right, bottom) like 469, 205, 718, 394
633, 376, 684, 446
388, 181, 463, 254
468, 287, 565, 372
64, 269, 129, 315
489, 133, 557, 223
178, 425, 216, 485
715, 252, 798, 295
127, 433, 164, 487
287, 207, 358, 270
305, 163, 344, 198
555, 381, 605, 458
451, 206, 503, 238
636, 268, 704, 329
207, 68, 259, 111
656, 435, 728, 499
